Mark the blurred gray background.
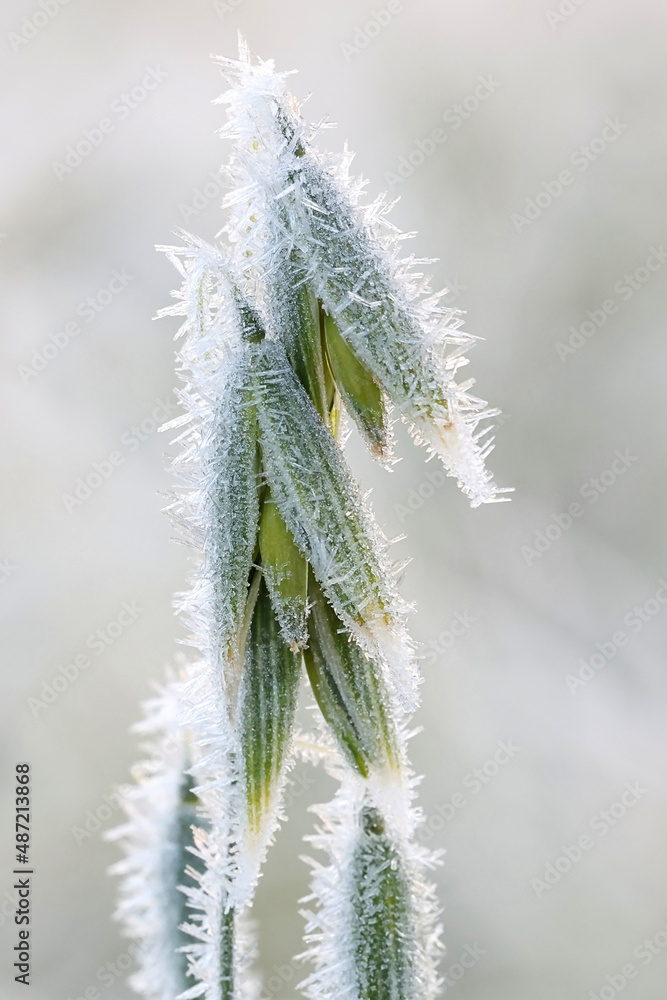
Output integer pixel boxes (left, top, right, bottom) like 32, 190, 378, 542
2, 1, 667, 997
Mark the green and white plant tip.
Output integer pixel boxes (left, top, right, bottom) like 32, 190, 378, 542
109, 39, 510, 1000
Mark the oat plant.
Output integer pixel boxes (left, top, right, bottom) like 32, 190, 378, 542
110, 41, 509, 1000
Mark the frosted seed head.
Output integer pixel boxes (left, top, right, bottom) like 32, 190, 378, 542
158, 244, 272, 697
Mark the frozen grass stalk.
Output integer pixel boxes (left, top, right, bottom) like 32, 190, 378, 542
110, 39, 509, 1000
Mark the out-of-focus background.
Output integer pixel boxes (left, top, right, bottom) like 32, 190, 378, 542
2, 1, 667, 997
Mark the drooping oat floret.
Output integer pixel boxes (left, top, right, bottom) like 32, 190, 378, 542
214, 39, 511, 507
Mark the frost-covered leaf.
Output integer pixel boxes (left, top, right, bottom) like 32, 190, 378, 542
240, 573, 301, 837
295, 152, 507, 508
250, 342, 403, 645
322, 309, 390, 461
205, 352, 261, 695
273, 252, 329, 423
258, 491, 309, 650
251, 340, 389, 628
157, 238, 263, 699
178, 822, 259, 1000
304, 575, 397, 778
